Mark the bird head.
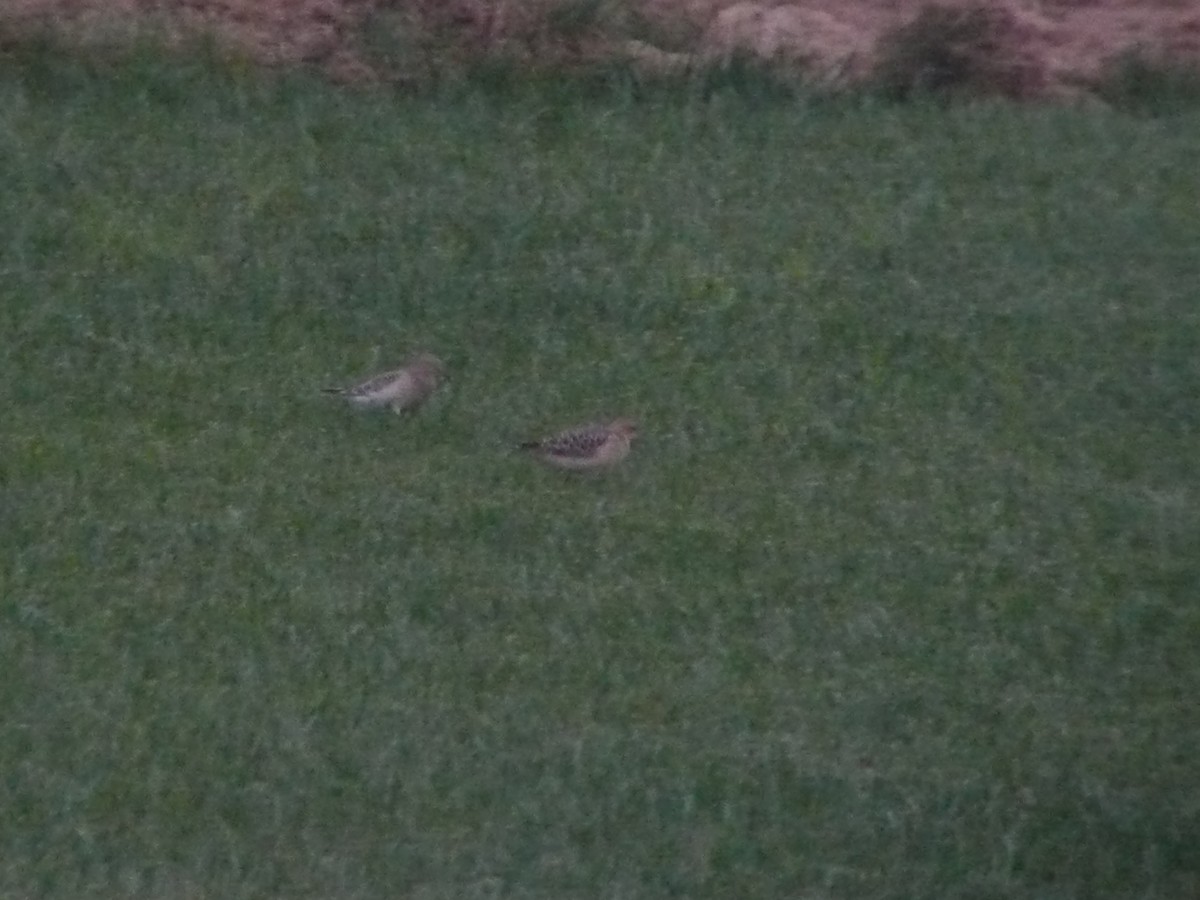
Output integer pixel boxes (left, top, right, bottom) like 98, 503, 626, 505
610, 418, 639, 440
410, 352, 447, 382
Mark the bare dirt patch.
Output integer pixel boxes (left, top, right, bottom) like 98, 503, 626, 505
5, 1, 1200, 98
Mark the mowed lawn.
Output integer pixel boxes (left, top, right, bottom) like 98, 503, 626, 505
2, 52, 1198, 899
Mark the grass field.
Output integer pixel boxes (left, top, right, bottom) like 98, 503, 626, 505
3, 47, 1199, 899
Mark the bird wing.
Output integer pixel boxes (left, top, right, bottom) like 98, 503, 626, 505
540, 426, 610, 458
346, 368, 406, 397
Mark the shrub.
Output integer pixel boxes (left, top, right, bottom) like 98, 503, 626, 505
871, 2, 1047, 101
1095, 49, 1200, 115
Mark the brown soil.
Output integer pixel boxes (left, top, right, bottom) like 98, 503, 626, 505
5, 1, 1200, 98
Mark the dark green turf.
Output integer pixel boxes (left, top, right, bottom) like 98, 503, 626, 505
2, 50, 1199, 899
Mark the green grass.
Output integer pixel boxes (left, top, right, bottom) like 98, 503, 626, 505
3, 46, 1199, 899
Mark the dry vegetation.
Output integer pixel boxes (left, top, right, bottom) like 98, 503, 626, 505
4, 1, 1200, 96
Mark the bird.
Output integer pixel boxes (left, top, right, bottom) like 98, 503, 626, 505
322, 352, 446, 414
518, 418, 639, 471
